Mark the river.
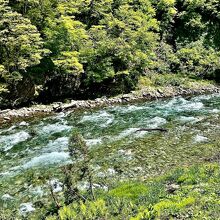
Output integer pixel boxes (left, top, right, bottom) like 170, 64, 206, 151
1, 93, 220, 215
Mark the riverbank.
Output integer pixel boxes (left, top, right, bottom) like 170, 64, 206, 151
0, 83, 219, 125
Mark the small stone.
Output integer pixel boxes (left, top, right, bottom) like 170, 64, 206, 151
2, 194, 13, 200
3, 117, 10, 120
0, 109, 10, 114
19, 203, 35, 215
166, 183, 180, 193
107, 168, 116, 175
48, 179, 63, 193
19, 121, 29, 126
157, 88, 163, 94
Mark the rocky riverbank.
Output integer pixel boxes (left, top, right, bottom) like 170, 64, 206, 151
0, 84, 219, 125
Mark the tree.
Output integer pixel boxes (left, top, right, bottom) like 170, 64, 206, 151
0, 0, 48, 79
41, 0, 159, 84
9, 0, 58, 30
177, 39, 220, 78
79, 0, 160, 83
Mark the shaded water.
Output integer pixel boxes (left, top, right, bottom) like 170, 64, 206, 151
1, 93, 220, 213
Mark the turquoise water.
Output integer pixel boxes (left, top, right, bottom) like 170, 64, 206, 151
1, 93, 220, 215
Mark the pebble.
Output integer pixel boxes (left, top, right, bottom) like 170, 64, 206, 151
166, 183, 180, 193
48, 179, 63, 193
2, 194, 13, 200
19, 121, 29, 126
19, 203, 35, 215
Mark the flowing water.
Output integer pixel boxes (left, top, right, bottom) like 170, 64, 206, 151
1, 94, 220, 214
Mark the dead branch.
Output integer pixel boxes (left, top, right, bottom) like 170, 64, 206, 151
135, 128, 168, 133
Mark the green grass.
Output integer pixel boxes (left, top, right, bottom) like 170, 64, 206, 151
44, 163, 220, 220
109, 182, 149, 200
136, 73, 215, 90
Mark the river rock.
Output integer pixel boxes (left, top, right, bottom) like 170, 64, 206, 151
166, 183, 180, 193
2, 194, 13, 200
48, 179, 63, 193
19, 203, 35, 215
19, 121, 29, 126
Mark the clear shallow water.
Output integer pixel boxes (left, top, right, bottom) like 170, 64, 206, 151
0, 94, 220, 177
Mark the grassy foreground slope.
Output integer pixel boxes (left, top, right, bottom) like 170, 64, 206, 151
46, 123, 220, 220
47, 163, 220, 220
44, 126, 220, 219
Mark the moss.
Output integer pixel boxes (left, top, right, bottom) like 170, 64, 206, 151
109, 182, 149, 200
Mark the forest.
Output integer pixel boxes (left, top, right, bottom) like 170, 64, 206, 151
0, 0, 220, 107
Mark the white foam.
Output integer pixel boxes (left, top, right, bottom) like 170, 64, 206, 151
118, 149, 132, 156
55, 112, 66, 118
107, 168, 116, 175
178, 116, 199, 123
211, 109, 220, 113
81, 111, 110, 122
39, 123, 72, 135
191, 94, 220, 102
85, 138, 102, 146
80, 111, 114, 127
112, 117, 166, 141
194, 135, 209, 143
112, 105, 148, 113
117, 128, 140, 139
41, 137, 69, 153
0, 131, 31, 151
30, 186, 44, 197
2, 194, 13, 200
0, 171, 10, 176
118, 149, 133, 160
22, 152, 70, 169
0, 125, 16, 134
134, 130, 149, 138
160, 97, 204, 112
148, 116, 167, 128
183, 102, 204, 110
114, 126, 154, 141
162, 97, 187, 108
19, 121, 29, 126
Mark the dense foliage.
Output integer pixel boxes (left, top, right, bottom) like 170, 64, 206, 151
0, 0, 220, 106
